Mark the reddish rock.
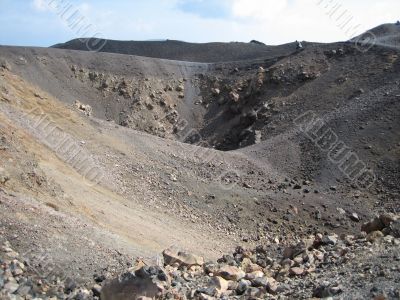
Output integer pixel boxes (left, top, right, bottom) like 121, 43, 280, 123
289, 267, 305, 276
216, 266, 245, 281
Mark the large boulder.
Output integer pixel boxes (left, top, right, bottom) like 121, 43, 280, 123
361, 217, 385, 233
209, 276, 229, 296
283, 240, 312, 259
379, 214, 398, 227
362, 214, 398, 234
313, 283, 343, 298
162, 248, 204, 268
240, 258, 262, 273
100, 266, 169, 300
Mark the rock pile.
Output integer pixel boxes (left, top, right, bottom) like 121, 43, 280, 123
1, 214, 399, 299
361, 214, 400, 240
0, 241, 97, 300
101, 218, 400, 299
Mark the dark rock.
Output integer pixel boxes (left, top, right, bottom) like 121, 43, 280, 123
236, 279, 251, 294
217, 254, 236, 266
92, 284, 102, 297
251, 276, 268, 288
313, 284, 343, 298
388, 220, 400, 238
94, 274, 106, 283
204, 262, 219, 275
64, 277, 77, 293
101, 268, 167, 300
362, 217, 385, 234
283, 241, 310, 259
380, 214, 397, 227
245, 287, 262, 297
321, 235, 337, 245
250, 40, 265, 45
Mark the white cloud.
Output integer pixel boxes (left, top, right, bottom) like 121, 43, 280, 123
32, 0, 90, 14
32, 0, 52, 11
226, 0, 400, 43
232, 0, 288, 20
77, 3, 91, 14
24, 0, 400, 46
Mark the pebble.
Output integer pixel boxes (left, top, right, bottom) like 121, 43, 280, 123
322, 234, 338, 245
367, 231, 384, 243
236, 279, 251, 294
350, 212, 360, 222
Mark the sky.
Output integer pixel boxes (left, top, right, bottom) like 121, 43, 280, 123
0, 0, 399, 47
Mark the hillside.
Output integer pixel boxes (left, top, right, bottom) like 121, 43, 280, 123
0, 23, 399, 299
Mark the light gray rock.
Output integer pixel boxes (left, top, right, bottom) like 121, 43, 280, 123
4, 282, 20, 294
162, 248, 204, 267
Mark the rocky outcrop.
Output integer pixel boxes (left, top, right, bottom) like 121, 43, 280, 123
69, 66, 192, 139
74, 100, 92, 116
0, 59, 11, 71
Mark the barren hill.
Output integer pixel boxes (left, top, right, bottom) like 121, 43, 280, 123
52, 38, 299, 62
353, 23, 400, 49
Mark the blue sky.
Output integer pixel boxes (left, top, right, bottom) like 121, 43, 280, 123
0, 0, 399, 47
